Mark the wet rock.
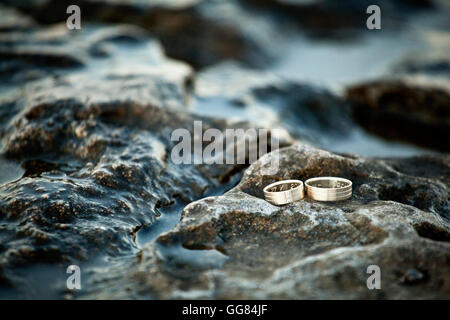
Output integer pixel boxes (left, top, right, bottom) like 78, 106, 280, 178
345, 30, 450, 152
99, 144, 450, 299
242, 0, 437, 38
194, 63, 353, 145
393, 53, 450, 78
392, 32, 450, 78
0, 1, 448, 300
346, 76, 450, 152
0, 24, 155, 84
0, 23, 286, 295
399, 268, 426, 285
0, 25, 83, 84
0, 4, 35, 31
6, 0, 272, 69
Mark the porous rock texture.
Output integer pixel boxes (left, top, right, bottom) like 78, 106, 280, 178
4, 0, 274, 69
346, 76, 450, 152
0, 1, 449, 300
97, 144, 450, 299
0, 23, 284, 294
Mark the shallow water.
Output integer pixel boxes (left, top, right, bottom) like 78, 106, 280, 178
0, 158, 24, 186
273, 30, 425, 90
136, 172, 242, 248
136, 201, 185, 247
274, 7, 450, 88
156, 242, 229, 270
190, 10, 444, 158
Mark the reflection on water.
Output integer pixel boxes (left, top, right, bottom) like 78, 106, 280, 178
0, 158, 24, 186
321, 127, 433, 157
191, 76, 432, 158
136, 201, 184, 247
0, 263, 69, 300
272, 8, 450, 91
155, 241, 229, 271
273, 32, 425, 91
190, 13, 444, 158
136, 171, 242, 248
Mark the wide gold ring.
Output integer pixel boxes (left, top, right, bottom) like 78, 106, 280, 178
304, 177, 352, 201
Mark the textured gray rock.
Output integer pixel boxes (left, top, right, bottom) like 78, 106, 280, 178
194, 63, 353, 146
0, 4, 35, 31
346, 76, 450, 152
0, 24, 158, 84
5, 0, 272, 69
0, 24, 286, 296
95, 144, 450, 299
0, 2, 449, 300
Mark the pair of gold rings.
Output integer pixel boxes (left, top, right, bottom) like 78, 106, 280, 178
263, 177, 352, 205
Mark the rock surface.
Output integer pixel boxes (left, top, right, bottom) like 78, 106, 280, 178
194, 63, 354, 145
243, 0, 439, 38
393, 31, 450, 78
5, 0, 273, 69
0, 1, 449, 300
0, 23, 285, 297
98, 144, 450, 299
346, 76, 450, 152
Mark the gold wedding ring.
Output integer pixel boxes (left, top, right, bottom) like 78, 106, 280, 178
304, 177, 352, 201
263, 179, 304, 205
